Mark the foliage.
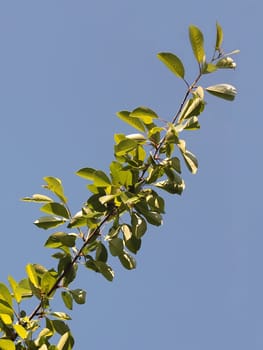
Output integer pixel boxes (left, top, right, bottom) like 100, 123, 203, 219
0, 23, 238, 349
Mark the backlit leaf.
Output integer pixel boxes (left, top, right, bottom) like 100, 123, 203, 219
189, 25, 205, 64
76, 167, 111, 187
43, 177, 67, 204
116, 110, 145, 132
0, 339, 15, 350
215, 22, 223, 50
41, 203, 70, 219
157, 52, 185, 79
130, 106, 159, 124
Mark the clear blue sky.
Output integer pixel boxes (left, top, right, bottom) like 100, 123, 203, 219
0, 1, 260, 349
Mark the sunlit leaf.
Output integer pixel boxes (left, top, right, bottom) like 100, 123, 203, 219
130, 106, 159, 124
26, 264, 40, 288
206, 83, 237, 101
215, 22, 223, 50
45, 232, 77, 249
0, 283, 12, 307
157, 52, 185, 79
43, 177, 67, 204
116, 110, 145, 132
50, 312, 71, 320
0, 339, 15, 350
182, 150, 198, 174
21, 194, 53, 203
34, 216, 67, 230
189, 25, 205, 64
41, 203, 70, 219
76, 168, 111, 187
114, 139, 137, 156
13, 324, 28, 339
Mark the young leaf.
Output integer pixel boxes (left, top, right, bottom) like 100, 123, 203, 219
206, 84, 237, 101
26, 264, 39, 288
43, 177, 67, 204
157, 52, 185, 79
189, 25, 205, 64
13, 324, 28, 339
215, 22, 223, 50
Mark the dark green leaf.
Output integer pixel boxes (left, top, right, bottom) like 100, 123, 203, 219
157, 52, 185, 79
52, 320, 69, 335
131, 212, 147, 239
109, 237, 124, 256
70, 289, 86, 304
154, 178, 185, 195
61, 291, 73, 310
189, 25, 205, 64
118, 252, 136, 270
94, 261, 114, 281
96, 242, 108, 263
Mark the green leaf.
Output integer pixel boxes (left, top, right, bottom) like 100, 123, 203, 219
130, 106, 159, 124
34, 216, 67, 230
16, 278, 32, 299
206, 84, 237, 101
215, 22, 223, 50
116, 110, 145, 132
41, 203, 70, 219
0, 313, 12, 325
76, 167, 111, 187
189, 25, 205, 64
13, 324, 28, 339
0, 339, 15, 350
135, 202, 163, 226
96, 242, 108, 263
43, 177, 67, 204
95, 261, 114, 281
21, 194, 53, 203
154, 178, 185, 195
45, 232, 77, 249
41, 271, 57, 295
202, 62, 218, 74
8, 275, 21, 304
114, 139, 137, 156
26, 264, 39, 288
109, 237, 124, 256
157, 52, 185, 79
70, 289, 86, 304
118, 252, 136, 270
56, 331, 70, 350
50, 312, 71, 320
61, 291, 73, 310
182, 150, 198, 174
0, 283, 12, 308
131, 212, 147, 239
52, 320, 69, 335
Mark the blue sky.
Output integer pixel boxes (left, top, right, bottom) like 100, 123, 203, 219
0, 1, 261, 349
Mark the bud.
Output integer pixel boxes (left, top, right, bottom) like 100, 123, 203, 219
216, 56, 236, 69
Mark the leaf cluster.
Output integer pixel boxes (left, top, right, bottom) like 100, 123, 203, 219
0, 23, 238, 349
